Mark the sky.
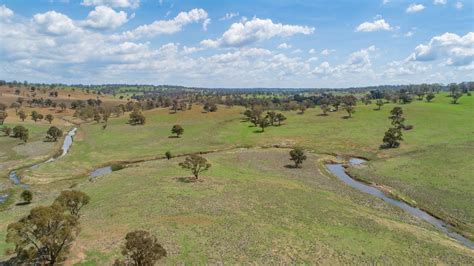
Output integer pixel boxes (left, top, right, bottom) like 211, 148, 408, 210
0, 0, 472, 88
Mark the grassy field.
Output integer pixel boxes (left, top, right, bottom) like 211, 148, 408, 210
1, 149, 473, 264
0, 92, 473, 263
17, 93, 474, 237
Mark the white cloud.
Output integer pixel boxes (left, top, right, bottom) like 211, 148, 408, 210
0, 4, 13, 20
307, 56, 318, 62
278, 43, 292, 49
408, 32, 474, 67
33, 11, 79, 35
383, 0, 390, 4
116, 9, 208, 39
455, 1, 463, 9
82, 6, 128, 30
203, 18, 211, 31
182, 46, 202, 54
406, 3, 425, 13
384, 60, 430, 77
405, 31, 414, 37
312, 46, 376, 76
434, 0, 447, 5
321, 49, 335, 56
345, 45, 376, 70
219, 12, 239, 21
81, 0, 140, 8
309, 48, 316, 54
201, 17, 314, 48
355, 18, 392, 32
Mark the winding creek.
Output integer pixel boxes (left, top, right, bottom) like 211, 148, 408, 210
0, 128, 78, 203
326, 158, 474, 249
1, 133, 472, 249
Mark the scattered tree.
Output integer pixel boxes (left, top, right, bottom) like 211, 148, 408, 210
45, 114, 54, 124
53, 190, 90, 218
128, 110, 146, 125
376, 99, 384, 110
46, 126, 63, 142
31, 111, 40, 123
179, 154, 211, 180
320, 104, 330, 116
171, 125, 184, 138
381, 127, 403, 148
389, 107, 405, 129
6, 205, 79, 265
119, 230, 166, 265
18, 110, 27, 121
266, 111, 276, 125
59, 102, 67, 111
342, 95, 357, 118
275, 113, 286, 126
165, 151, 172, 160
381, 107, 407, 149
426, 92, 435, 102
259, 117, 270, 132
21, 190, 33, 204
289, 148, 307, 168
12, 125, 29, 143
451, 92, 462, 104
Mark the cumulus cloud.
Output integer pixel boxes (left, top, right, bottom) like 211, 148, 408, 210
312, 46, 376, 76
200, 17, 314, 48
434, 0, 447, 5
355, 18, 392, 32
81, 0, 140, 8
384, 60, 430, 77
406, 3, 425, 13
82, 6, 128, 30
321, 49, 335, 56
116, 9, 208, 40
0, 4, 13, 20
33, 11, 79, 35
278, 43, 292, 49
455, 1, 463, 9
219, 12, 239, 21
309, 48, 316, 54
408, 32, 474, 66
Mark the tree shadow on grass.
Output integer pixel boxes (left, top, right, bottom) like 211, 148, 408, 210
341, 116, 352, 119
284, 164, 300, 169
16, 202, 30, 206
253, 130, 264, 133
173, 176, 202, 183
168, 135, 180, 139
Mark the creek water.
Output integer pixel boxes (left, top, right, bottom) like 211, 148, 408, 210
0, 128, 78, 204
89, 166, 113, 178
326, 158, 473, 249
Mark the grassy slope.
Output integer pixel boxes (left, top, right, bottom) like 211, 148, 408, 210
347, 95, 474, 238
1, 93, 472, 262
23, 94, 473, 235
2, 149, 472, 264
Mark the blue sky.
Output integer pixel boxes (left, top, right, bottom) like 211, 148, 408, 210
0, 0, 472, 87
